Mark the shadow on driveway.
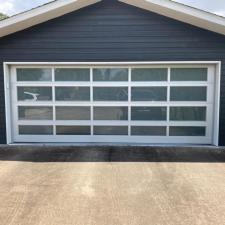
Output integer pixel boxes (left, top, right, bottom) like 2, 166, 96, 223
0, 146, 224, 163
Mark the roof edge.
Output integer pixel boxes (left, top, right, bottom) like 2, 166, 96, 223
0, 0, 101, 38
1, 0, 225, 38
119, 0, 225, 35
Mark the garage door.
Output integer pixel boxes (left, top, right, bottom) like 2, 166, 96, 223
9, 64, 217, 144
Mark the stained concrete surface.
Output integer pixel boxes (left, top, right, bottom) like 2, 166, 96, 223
0, 146, 225, 225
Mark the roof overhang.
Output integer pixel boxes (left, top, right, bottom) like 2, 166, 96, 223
0, 0, 101, 38
1, 0, 225, 38
120, 0, 225, 35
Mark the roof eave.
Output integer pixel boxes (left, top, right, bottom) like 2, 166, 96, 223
120, 0, 225, 35
1, 0, 225, 38
0, 0, 101, 38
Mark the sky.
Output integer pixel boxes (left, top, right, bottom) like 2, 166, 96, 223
0, 0, 225, 17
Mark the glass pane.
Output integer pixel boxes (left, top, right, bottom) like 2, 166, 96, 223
93, 87, 128, 101
132, 68, 167, 81
171, 68, 207, 81
170, 107, 206, 121
93, 68, 128, 81
132, 87, 167, 101
170, 87, 207, 101
131, 107, 167, 121
94, 126, 128, 135
169, 127, 206, 136
56, 107, 90, 120
55, 68, 90, 81
131, 126, 166, 136
17, 68, 52, 81
55, 87, 90, 101
94, 107, 128, 120
17, 87, 52, 101
56, 126, 90, 135
18, 106, 53, 120
19, 125, 53, 135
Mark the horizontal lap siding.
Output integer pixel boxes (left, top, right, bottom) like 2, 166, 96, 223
0, 0, 225, 145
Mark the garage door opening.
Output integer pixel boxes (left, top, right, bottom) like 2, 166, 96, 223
4, 62, 221, 145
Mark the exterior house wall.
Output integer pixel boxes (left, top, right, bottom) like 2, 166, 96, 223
0, 0, 224, 145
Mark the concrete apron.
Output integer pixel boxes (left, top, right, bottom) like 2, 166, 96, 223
0, 145, 225, 225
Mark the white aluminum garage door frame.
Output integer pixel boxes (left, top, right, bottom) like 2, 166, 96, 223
4, 61, 221, 146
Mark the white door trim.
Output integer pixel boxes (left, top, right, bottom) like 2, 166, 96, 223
3, 61, 221, 146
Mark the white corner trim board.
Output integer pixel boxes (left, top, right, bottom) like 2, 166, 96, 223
3, 61, 221, 146
1, 0, 225, 38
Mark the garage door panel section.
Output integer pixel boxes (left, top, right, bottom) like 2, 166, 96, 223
10, 64, 215, 144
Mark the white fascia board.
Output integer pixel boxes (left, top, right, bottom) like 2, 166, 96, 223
119, 0, 225, 35
1, 0, 225, 38
0, 0, 101, 38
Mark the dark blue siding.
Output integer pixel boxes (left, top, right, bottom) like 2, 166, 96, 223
0, 0, 225, 145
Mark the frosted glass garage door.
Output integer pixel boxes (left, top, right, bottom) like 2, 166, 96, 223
10, 65, 215, 144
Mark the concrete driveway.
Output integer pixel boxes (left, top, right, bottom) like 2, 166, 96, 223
0, 146, 225, 225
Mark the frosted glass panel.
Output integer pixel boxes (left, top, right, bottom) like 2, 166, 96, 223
18, 87, 52, 101
132, 68, 167, 81
132, 87, 167, 101
56, 107, 90, 120
17, 68, 52, 81
94, 126, 128, 135
55, 68, 90, 81
93, 68, 128, 81
131, 107, 167, 121
94, 107, 128, 120
170, 127, 206, 136
18, 106, 53, 120
170, 87, 207, 101
171, 68, 207, 81
19, 126, 53, 135
170, 107, 206, 121
131, 126, 166, 136
56, 126, 91, 135
55, 87, 90, 101
93, 87, 128, 101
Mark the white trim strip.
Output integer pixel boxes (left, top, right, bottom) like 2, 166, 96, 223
4, 61, 221, 66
